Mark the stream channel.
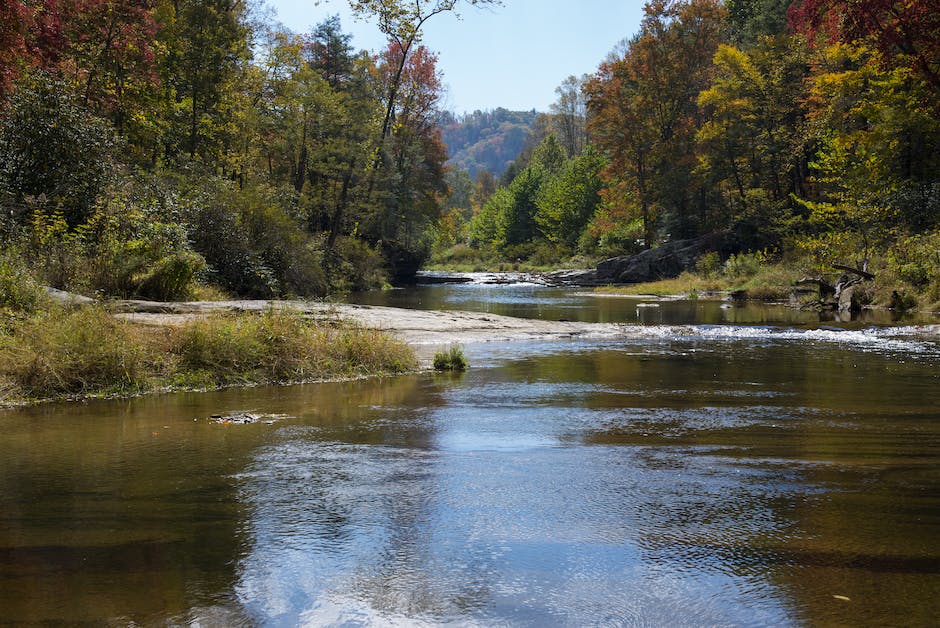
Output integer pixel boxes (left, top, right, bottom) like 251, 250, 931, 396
1, 274, 939, 626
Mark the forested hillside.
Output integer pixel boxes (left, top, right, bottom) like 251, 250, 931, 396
438, 108, 539, 178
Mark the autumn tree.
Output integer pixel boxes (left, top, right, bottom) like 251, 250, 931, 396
347, 0, 502, 159
159, 0, 251, 161
586, 0, 727, 245
797, 42, 940, 263
788, 0, 940, 91
696, 35, 813, 243
371, 42, 449, 277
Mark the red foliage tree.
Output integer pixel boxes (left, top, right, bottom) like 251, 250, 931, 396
788, 0, 940, 88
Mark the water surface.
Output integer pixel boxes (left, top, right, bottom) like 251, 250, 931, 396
1, 282, 938, 626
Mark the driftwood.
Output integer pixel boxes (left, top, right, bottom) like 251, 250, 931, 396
793, 264, 875, 312
832, 264, 875, 281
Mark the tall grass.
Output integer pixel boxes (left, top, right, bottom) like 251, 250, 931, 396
0, 306, 417, 404
0, 307, 154, 397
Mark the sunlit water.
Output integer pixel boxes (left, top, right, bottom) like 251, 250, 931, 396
1, 279, 939, 626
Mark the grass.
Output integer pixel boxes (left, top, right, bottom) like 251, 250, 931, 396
0, 305, 418, 405
595, 253, 797, 301
433, 345, 469, 372
595, 272, 728, 297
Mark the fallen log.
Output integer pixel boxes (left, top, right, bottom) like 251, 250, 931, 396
832, 264, 875, 281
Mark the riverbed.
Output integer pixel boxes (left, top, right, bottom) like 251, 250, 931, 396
1, 276, 938, 625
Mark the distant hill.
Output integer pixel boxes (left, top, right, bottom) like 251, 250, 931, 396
438, 108, 540, 178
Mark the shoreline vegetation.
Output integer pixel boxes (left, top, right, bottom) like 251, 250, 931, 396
3, 259, 939, 407
0, 301, 417, 408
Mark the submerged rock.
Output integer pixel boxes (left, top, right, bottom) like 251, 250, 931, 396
210, 412, 286, 425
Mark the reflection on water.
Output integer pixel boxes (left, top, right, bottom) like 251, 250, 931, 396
1, 286, 939, 625
345, 278, 928, 327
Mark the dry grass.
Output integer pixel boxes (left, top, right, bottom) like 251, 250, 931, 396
0, 305, 417, 404
595, 272, 728, 297
0, 307, 154, 397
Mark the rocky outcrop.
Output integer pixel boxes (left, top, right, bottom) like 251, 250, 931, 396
547, 232, 737, 286
793, 265, 874, 312
596, 232, 736, 284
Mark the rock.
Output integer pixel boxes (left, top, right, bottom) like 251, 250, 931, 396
415, 274, 473, 285
210, 412, 288, 425
43, 286, 95, 306
543, 269, 601, 286
595, 232, 736, 284
838, 284, 860, 313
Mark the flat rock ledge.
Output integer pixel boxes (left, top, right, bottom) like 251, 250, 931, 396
112, 299, 628, 363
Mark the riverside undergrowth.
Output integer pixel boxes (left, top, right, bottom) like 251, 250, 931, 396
0, 305, 417, 406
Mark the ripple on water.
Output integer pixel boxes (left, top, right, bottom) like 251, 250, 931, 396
231, 432, 806, 626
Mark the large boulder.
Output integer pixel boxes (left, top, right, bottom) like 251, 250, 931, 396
595, 232, 736, 284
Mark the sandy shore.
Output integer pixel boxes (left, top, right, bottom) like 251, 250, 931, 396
113, 299, 625, 364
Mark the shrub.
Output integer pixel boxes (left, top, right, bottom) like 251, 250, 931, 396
694, 251, 722, 278
181, 180, 279, 298
327, 237, 388, 292
723, 250, 770, 278
0, 72, 118, 228
0, 248, 46, 313
0, 307, 152, 397
528, 241, 571, 267
134, 251, 206, 301
433, 345, 469, 372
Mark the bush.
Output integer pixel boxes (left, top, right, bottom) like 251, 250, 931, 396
327, 237, 388, 292
135, 251, 206, 301
0, 307, 152, 397
888, 232, 940, 287
694, 251, 722, 278
0, 72, 118, 228
723, 250, 770, 278
0, 248, 46, 313
181, 180, 280, 298
433, 345, 469, 372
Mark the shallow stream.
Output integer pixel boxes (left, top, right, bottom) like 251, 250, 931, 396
1, 277, 938, 625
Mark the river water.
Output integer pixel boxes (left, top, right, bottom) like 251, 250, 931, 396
1, 278, 939, 626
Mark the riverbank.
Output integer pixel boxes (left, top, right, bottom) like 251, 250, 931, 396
0, 304, 417, 407
0, 293, 631, 407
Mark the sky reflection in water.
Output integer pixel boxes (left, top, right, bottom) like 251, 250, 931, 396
0, 286, 938, 626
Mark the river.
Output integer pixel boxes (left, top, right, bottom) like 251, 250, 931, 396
1, 276, 938, 626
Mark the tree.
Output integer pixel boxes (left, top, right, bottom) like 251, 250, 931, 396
159, 0, 251, 161
308, 14, 354, 90
799, 42, 940, 259
0, 73, 118, 228
725, 0, 791, 46
586, 0, 727, 244
371, 42, 449, 277
696, 35, 812, 242
550, 74, 589, 156
788, 0, 940, 91
346, 0, 502, 157
256, 19, 379, 250
536, 145, 606, 249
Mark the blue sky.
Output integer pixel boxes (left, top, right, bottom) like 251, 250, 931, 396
265, 0, 645, 114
